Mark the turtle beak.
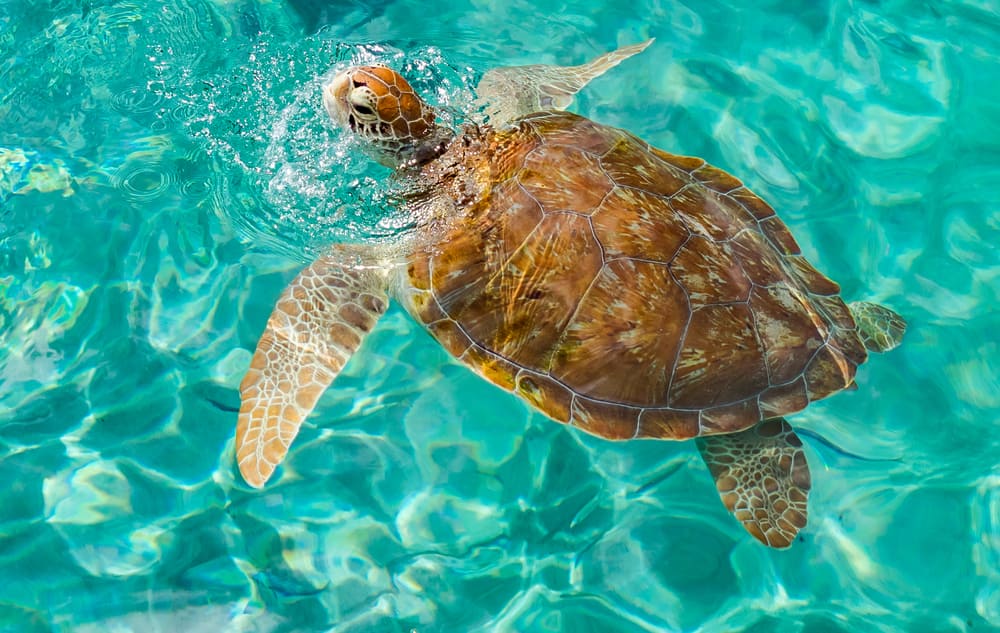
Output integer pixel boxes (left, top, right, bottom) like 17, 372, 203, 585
322, 71, 352, 128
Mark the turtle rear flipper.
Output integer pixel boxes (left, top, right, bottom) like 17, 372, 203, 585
696, 418, 811, 549
236, 246, 389, 488
849, 301, 907, 353
474, 39, 653, 126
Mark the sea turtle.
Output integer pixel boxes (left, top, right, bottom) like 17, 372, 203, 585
234, 41, 906, 548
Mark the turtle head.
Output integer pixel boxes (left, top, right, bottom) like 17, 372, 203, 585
323, 65, 451, 168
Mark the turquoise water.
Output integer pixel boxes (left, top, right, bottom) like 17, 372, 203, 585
1, 0, 999, 630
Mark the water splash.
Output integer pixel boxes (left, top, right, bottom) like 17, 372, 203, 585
182, 37, 476, 261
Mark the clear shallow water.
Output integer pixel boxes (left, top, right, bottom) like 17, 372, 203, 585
1, 0, 999, 631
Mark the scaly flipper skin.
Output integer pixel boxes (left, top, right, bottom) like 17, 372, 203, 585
236, 248, 388, 487
475, 39, 653, 126
849, 301, 907, 352
696, 418, 811, 548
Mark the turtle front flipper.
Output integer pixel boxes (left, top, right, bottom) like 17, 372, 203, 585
475, 39, 653, 126
696, 419, 811, 548
236, 247, 389, 488
848, 301, 907, 352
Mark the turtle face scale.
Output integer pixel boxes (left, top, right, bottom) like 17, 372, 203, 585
323, 65, 439, 166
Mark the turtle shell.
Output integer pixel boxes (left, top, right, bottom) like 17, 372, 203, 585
403, 111, 867, 440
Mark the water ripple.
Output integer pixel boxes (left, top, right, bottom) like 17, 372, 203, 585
111, 85, 165, 116
43, 459, 168, 577
112, 160, 173, 201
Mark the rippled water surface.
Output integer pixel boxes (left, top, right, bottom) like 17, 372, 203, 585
2, 0, 999, 631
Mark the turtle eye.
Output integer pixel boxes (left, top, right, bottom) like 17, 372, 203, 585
354, 104, 375, 116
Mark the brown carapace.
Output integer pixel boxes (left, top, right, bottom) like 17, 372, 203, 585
237, 42, 905, 549
404, 111, 867, 444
